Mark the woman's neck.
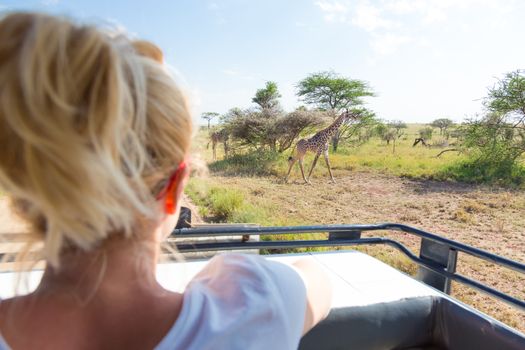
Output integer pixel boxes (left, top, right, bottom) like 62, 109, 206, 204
35, 233, 167, 302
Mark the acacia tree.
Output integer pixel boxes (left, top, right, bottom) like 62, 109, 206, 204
202, 112, 219, 129
384, 120, 407, 153
431, 118, 454, 136
388, 120, 407, 134
463, 70, 525, 179
252, 81, 282, 111
296, 71, 375, 151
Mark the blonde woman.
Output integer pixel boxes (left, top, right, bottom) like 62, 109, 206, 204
0, 12, 331, 350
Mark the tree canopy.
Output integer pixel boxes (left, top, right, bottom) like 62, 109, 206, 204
388, 120, 407, 133
201, 112, 219, 129
462, 70, 525, 183
296, 71, 376, 151
431, 118, 454, 135
296, 71, 374, 111
484, 70, 525, 123
252, 81, 281, 111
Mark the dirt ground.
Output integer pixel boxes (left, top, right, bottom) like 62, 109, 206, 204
206, 169, 525, 332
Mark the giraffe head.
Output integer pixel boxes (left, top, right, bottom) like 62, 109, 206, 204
342, 111, 358, 122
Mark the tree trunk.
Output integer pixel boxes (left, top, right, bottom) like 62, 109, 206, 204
331, 134, 339, 152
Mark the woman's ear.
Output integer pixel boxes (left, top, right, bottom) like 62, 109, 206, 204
164, 163, 189, 215
132, 40, 164, 63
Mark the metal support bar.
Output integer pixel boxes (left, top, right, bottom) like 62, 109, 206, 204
173, 224, 524, 274
175, 206, 192, 229
328, 230, 361, 241
415, 238, 458, 293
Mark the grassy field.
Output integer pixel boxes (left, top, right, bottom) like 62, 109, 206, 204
188, 126, 525, 332
206, 122, 525, 187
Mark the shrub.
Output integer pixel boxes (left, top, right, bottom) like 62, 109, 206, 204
419, 127, 433, 141
439, 158, 525, 186
209, 187, 244, 221
209, 150, 280, 176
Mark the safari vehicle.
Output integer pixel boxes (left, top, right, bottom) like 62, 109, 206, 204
1, 219, 524, 350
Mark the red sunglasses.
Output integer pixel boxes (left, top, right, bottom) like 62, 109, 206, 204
156, 161, 188, 214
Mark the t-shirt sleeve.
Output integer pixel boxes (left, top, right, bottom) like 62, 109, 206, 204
184, 253, 307, 350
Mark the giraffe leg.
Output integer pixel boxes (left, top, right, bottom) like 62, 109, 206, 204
324, 151, 335, 183
223, 142, 229, 159
299, 158, 308, 183
285, 158, 297, 183
212, 143, 217, 161
307, 154, 320, 183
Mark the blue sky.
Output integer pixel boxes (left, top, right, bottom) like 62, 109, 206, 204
2, 0, 524, 124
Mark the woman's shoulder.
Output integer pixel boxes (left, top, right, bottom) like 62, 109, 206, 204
190, 253, 305, 296
156, 254, 307, 350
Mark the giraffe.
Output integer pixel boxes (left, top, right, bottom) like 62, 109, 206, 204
285, 112, 352, 184
207, 128, 229, 161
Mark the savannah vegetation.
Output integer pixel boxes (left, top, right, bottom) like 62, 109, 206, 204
190, 70, 525, 331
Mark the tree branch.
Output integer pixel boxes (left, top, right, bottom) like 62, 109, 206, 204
434, 148, 459, 158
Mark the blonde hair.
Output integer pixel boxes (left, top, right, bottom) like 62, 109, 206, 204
0, 12, 193, 269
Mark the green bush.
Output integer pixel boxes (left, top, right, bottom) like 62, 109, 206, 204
209, 150, 280, 176
185, 178, 275, 223
208, 187, 244, 221
438, 158, 525, 186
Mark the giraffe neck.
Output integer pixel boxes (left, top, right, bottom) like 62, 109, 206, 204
321, 113, 347, 138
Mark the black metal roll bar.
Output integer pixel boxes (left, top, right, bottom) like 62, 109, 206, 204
171, 223, 525, 311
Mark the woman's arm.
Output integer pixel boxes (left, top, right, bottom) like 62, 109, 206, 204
292, 257, 333, 335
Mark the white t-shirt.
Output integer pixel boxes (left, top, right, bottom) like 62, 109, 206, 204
0, 254, 307, 350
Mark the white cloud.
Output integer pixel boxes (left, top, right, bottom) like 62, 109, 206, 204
351, 2, 396, 31
385, 0, 417, 14
315, 1, 397, 29
371, 33, 411, 55
315, 0, 349, 22
383, 0, 510, 25
313, 0, 522, 58
316, 0, 347, 12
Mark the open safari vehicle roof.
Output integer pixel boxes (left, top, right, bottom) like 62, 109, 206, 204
1, 221, 524, 350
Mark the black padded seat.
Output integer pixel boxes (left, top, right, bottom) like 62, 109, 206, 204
299, 296, 524, 350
